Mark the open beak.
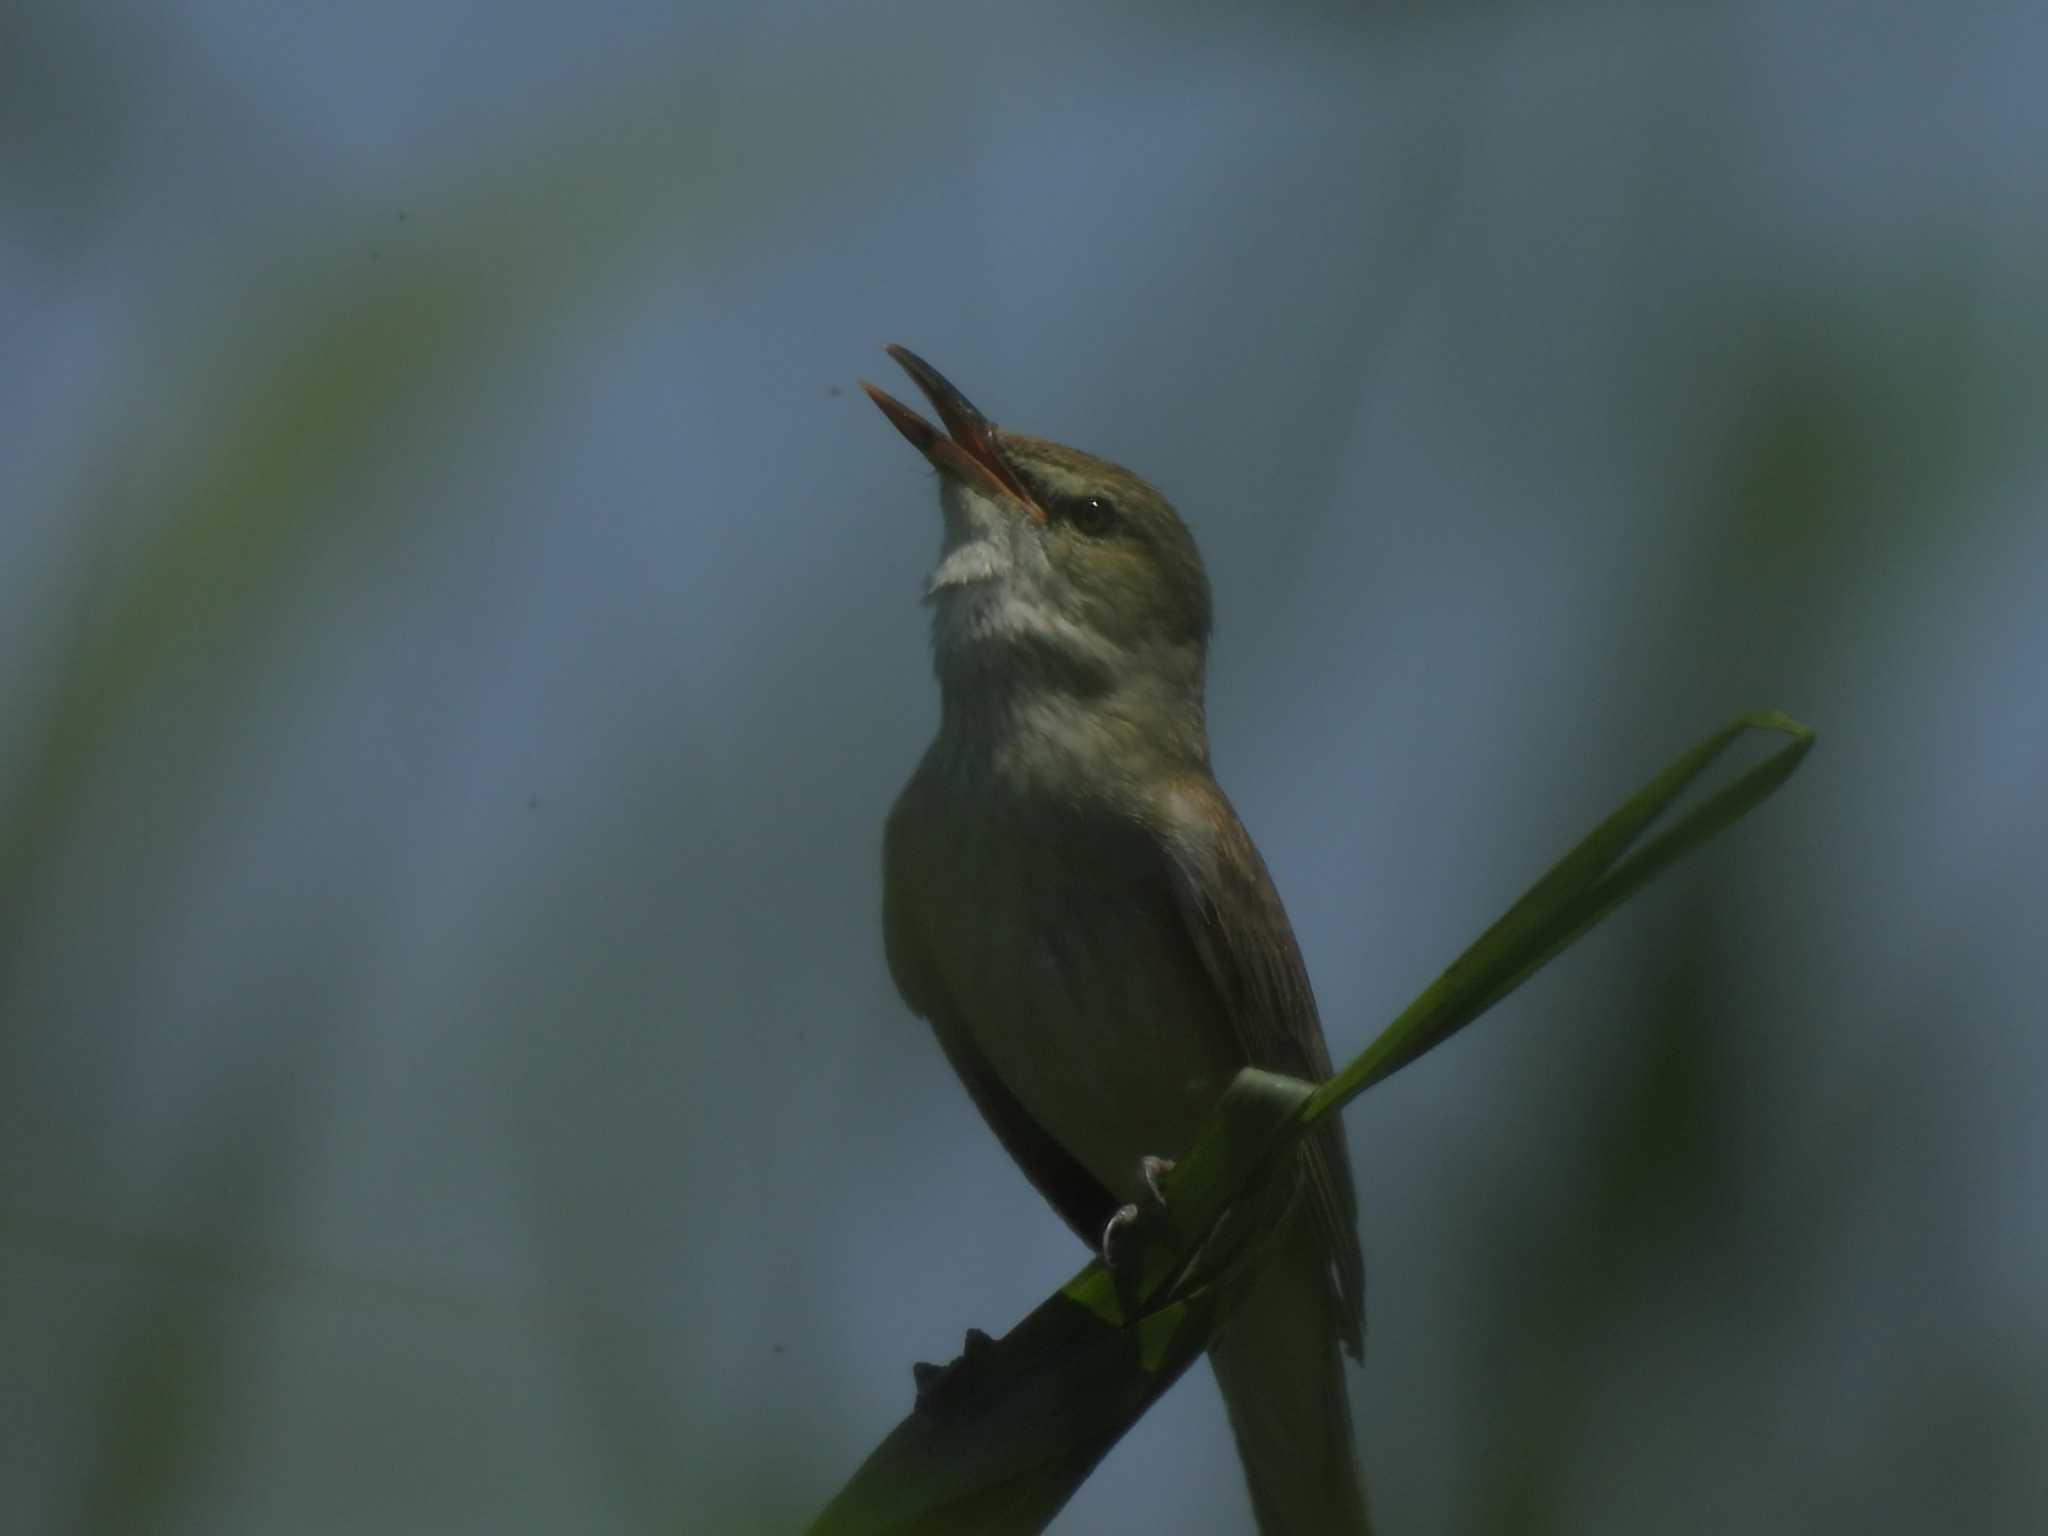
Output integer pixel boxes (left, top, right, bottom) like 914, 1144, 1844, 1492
859, 346, 1046, 521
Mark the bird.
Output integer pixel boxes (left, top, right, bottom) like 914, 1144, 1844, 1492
860, 344, 1370, 1535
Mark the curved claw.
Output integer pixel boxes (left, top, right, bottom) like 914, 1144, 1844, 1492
1141, 1156, 1176, 1204
1100, 1202, 1142, 1265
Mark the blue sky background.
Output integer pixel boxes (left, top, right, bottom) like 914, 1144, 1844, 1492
5, 2, 2046, 1531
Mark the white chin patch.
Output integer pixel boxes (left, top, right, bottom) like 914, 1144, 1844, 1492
926, 540, 1006, 595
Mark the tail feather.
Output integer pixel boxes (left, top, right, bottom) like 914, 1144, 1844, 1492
1206, 1220, 1371, 1535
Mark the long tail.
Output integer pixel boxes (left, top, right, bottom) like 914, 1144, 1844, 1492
1206, 1218, 1371, 1535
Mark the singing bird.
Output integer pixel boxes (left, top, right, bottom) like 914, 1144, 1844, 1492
862, 346, 1369, 1534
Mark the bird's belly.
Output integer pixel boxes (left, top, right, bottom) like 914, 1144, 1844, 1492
932, 841, 1242, 1206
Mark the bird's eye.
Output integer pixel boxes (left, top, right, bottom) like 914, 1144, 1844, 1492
1055, 495, 1119, 537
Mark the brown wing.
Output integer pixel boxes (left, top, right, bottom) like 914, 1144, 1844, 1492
1151, 772, 1366, 1358
883, 776, 1123, 1246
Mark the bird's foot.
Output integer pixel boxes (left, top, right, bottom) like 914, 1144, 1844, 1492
1100, 1155, 1179, 1266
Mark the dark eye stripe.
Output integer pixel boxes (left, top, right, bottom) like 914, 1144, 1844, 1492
1054, 495, 1118, 536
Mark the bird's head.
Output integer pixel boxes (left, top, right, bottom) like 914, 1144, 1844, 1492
861, 346, 1212, 719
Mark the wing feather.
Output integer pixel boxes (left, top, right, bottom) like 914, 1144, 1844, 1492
1152, 773, 1367, 1357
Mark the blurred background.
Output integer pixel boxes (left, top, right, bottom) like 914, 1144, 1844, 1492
4, 1, 2044, 1532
